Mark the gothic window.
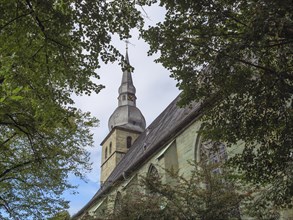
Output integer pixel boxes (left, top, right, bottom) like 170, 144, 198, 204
146, 164, 160, 194
147, 164, 159, 179
126, 136, 132, 149
109, 142, 112, 154
200, 140, 228, 163
114, 191, 122, 213
199, 139, 228, 173
195, 136, 240, 217
105, 147, 108, 159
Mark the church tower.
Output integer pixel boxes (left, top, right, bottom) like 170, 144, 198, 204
100, 49, 146, 185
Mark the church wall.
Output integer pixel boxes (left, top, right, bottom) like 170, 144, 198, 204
100, 128, 141, 184
86, 172, 143, 219
115, 129, 140, 153
96, 118, 248, 218
100, 153, 118, 185
83, 119, 203, 220
80, 115, 292, 220
84, 110, 258, 220
176, 120, 201, 177
117, 118, 203, 188
100, 130, 117, 184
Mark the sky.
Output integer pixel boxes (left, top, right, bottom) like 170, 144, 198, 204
64, 5, 180, 216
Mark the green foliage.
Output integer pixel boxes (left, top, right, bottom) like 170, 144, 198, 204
86, 163, 285, 220
106, 162, 246, 220
0, 0, 143, 219
1, 0, 291, 218
48, 210, 70, 220
140, 0, 293, 208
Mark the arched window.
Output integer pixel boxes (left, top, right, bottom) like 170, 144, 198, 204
109, 142, 112, 154
146, 164, 160, 194
105, 147, 108, 159
126, 136, 132, 149
147, 164, 159, 179
195, 135, 240, 217
114, 191, 122, 213
195, 134, 228, 173
200, 141, 228, 164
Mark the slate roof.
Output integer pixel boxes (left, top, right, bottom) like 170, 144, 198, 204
72, 94, 204, 219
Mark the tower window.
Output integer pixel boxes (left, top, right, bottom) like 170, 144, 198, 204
127, 136, 132, 149
105, 147, 108, 159
109, 142, 112, 154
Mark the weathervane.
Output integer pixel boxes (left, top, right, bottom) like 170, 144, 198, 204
124, 39, 135, 51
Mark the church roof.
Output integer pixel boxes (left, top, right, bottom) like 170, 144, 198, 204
72, 94, 204, 219
108, 105, 146, 133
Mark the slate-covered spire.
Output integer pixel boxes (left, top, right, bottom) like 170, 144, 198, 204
108, 48, 146, 132
118, 49, 136, 107
125, 47, 130, 64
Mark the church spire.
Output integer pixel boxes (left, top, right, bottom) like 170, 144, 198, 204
125, 41, 130, 64
118, 49, 136, 107
108, 48, 146, 132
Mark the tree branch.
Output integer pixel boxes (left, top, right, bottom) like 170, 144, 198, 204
6, 114, 30, 135
0, 155, 53, 179
207, 0, 248, 27
25, 0, 45, 33
265, 40, 293, 48
46, 36, 71, 49
0, 132, 17, 147
25, 0, 71, 49
31, 44, 45, 59
184, 37, 293, 81
0, 11, 33, 32
0, 196, 17, 220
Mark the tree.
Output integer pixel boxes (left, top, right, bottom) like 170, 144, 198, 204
2, 0, 291, 218
140, 0, 293, 208
85, 164, 283, 220
101, 162, 279, 220
0, 0, 143, 219
48, 211, 70, 220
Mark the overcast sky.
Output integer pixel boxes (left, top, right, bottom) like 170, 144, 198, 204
63, 5, 180, 216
